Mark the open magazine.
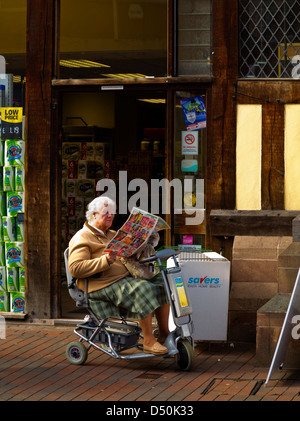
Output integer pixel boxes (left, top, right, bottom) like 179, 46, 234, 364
104, 207, 170, 257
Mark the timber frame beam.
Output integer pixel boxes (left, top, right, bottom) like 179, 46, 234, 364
210, 209, 300, 237
25, 0, 60, 318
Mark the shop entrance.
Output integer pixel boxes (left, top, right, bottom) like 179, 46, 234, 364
57, 86, 208, 318
60, 89, 167, 317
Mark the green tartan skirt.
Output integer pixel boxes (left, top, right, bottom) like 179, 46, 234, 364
88, 273, 169, 320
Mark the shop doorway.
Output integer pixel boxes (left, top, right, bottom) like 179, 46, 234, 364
60, 89, 167, 318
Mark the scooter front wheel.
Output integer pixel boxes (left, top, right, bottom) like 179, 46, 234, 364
176, 339, 194, 371
66, 341, 88, 365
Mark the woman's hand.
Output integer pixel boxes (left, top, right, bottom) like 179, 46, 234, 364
106, 251, 118, 265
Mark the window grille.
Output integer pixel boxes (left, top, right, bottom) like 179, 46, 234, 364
239, 0, 300, 78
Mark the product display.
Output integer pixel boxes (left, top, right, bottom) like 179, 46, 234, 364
0, 266, 6, 291
0, 192, 6, 216
0, 291, 9, 312
0, 109, 25, 313
5, 242, 24, 267
0, 243, 5, 266
19, 267, 25, 292
61, 140, 110, 273
6, 266, 18, 291
7, 191, 25, 216
10, 292, 25, 312
4, 166, 14, 191
3, 216, 16, 241
16, 219, 24, 241
4, 139, 25, 166
15, 166, 24, 191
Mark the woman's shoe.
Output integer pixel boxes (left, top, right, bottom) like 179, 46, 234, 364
143, 341, 168, 355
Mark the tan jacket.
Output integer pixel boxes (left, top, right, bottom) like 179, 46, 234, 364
68, 222, 129, 293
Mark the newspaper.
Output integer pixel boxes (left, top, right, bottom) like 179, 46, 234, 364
104, 207, 170, 257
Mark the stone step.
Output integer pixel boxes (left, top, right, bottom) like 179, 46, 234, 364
256, 293, 300, 367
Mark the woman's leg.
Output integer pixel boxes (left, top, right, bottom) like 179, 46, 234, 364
154, 303, 170, 341
139, 312, 168, 354
139, 313, 156, 347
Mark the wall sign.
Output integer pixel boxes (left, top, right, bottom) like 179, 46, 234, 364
182, 131, 198, 155
180, 96, 206, 131
181, 159, 198, 172
1, 107, 23, 140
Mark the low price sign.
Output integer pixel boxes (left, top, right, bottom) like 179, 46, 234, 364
1, 107, 23, 140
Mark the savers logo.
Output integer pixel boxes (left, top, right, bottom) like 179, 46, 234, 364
188, 276, 220, 285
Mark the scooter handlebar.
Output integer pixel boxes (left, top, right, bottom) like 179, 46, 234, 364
139, 248, 180, 264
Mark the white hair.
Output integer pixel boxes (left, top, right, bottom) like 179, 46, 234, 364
85, 196, 116, 222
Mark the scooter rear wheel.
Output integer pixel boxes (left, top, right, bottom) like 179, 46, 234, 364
66, 341, 88, 365
176, 339, 194, 371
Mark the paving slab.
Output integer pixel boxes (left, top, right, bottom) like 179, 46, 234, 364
0, 320, 300, 408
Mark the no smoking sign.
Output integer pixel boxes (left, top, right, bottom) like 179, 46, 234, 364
181, 131, 198, 155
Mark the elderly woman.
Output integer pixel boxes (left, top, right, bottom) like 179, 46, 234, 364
68, 196, 170, 355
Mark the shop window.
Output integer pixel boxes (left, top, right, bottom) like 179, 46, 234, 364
59, 0, 167, 79
0, 0, 26, 107
236, 104, 262, 210
239, 0, 300, 78
285, 105, 300, 210
176, 0, 212, 76
60, 91, 168, 291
